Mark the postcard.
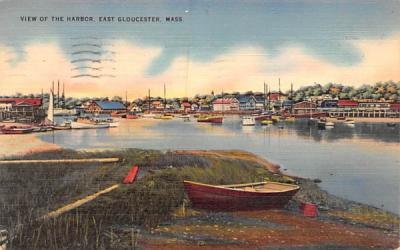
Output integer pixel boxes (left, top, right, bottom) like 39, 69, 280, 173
0, 0, 399, 249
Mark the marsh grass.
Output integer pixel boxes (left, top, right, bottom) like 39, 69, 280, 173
2, 148, 278, 249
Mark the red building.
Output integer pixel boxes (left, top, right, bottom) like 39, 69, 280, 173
0, 98, 43, 122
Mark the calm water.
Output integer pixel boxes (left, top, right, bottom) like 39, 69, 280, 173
40, 116, 400, 214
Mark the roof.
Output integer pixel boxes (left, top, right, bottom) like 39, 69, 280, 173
337, 100, 358, 107
0, 98, 42, 106
390, 103, 400, 110
213, 98, 238, 104
95, 101, 126, 110
237, 95, 256, 103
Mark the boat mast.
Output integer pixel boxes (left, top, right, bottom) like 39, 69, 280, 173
57, 80, 60, 109
164, 83, 166, 111
62, 82, 65, 109
125, 90, 128, 114
263, 82, 266, 112
290, 83, 293, 114
148, 89, 151, 112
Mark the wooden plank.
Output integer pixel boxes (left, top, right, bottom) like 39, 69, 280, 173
0, 157, 119, 164
41, 184, 120, 220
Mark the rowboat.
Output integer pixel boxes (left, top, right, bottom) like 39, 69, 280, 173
183, 180, 300, 211
1, 126, 34, 134
242, 116, 256, 126
197, 116, 223, 124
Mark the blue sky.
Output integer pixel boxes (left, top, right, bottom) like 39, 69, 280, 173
0, 0, 399, 97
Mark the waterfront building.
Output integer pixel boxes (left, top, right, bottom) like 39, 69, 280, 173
337, 100, 358, 109
212, 98, 240, 111
0, 98, 43, 122
293, 101, 317, 114
85, 101, 126, 114
237, 95, 257, 110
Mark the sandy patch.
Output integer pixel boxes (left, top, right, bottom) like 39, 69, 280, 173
0, 133, 60, 159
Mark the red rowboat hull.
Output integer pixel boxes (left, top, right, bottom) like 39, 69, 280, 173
197, 117, 223, 123
184, 181, 299, 211
1, 128, 33, 134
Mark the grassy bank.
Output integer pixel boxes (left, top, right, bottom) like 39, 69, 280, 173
0, 148, 398, 249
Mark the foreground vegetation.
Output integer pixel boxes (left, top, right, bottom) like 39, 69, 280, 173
0, 148, 398, 249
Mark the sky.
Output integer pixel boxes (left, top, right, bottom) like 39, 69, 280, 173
0, 0, 399, 98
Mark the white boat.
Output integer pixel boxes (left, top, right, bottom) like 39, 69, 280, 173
142, 113, 156, 118
344, 119, 355, 125
71, 118, 109, 129
108, 121, 120, 128
177, 114, 191, 119
242, 116, 256, 126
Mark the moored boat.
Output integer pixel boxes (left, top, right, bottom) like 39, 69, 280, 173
344, 119, 355, 125
184, 180, 300, 211
70, 118, 109, 129
1, 126, 34, 134
197, 116, 223, 124
261, 119, 273, 125
242, 116, 256, 126
142, 113, 156, 119
126, 113, 139, 119
254, 113, 271, 121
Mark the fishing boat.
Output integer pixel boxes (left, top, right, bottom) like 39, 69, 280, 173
261, 119, 273, 125
70, 118, 109, 129
197, 115, 223, 124
184, 180, 300, 211
1, 126, 34, 134
387, 122, 396, 127
242, 116, 256, 126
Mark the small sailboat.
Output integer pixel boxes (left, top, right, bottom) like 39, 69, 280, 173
242, 116, 256, 126
184, 180, 300, 211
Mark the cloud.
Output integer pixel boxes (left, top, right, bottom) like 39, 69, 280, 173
0, 34, 399, 98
